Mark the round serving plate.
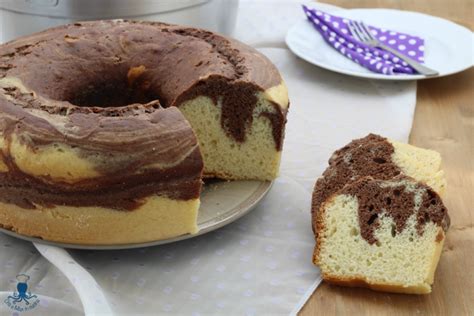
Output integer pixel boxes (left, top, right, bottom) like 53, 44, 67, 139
286, 4, 474, 80
0, 180, 272, 250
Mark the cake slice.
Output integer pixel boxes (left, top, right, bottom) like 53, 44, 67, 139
312, 134, 447, 232
313, 176, 449, 294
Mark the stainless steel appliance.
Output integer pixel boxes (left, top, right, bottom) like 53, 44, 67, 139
0, 0, 239, 42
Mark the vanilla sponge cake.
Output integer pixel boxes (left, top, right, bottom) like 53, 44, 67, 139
0, 20, 289, 244
312, 134, 447, 232
313, 176, 449, 294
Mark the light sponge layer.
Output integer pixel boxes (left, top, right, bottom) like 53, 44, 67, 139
0, 196, 199, 245
179, 95, 282, 181
9, 134, 100, 183
315, 194, 444, 294
391, 140, 446, 196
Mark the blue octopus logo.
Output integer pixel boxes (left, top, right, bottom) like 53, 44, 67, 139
4, 274, 40, 312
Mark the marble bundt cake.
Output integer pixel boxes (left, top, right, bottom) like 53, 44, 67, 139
312, 134, 446, 233
0, 20, 289, 244
313, 176, 449, 294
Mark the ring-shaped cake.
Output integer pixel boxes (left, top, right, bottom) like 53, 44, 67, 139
0, 20, 289, 244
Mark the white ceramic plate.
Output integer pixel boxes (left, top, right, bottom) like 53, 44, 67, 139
286, 5, 474, 80
0, 180, 272, 250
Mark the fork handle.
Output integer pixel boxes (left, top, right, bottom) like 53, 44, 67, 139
377, 43, 439, 76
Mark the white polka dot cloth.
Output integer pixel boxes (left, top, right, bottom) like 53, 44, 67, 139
0, 1, 418, 315
303, 5, 425, 75
34, 176, 321, 316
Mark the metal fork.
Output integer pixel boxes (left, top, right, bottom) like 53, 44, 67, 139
348, 21, 438, 76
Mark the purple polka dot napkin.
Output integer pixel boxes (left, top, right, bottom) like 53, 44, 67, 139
302, 5, 425, 75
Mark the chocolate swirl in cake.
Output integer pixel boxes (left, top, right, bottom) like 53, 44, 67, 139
340, 176, 449, 244
0, 20, 287, 210
0, 20, 286, 149
0, 100, 203, 210
312, 134, 402, 226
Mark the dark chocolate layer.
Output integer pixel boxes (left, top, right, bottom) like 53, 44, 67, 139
340, 176, 449, 244
0, 153, 202, 210
312, 134, 402, 231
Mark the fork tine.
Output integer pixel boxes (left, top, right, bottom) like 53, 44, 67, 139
347, 21, 358, 39
348, 21, 365, 42
353, 21, 370, 42
359, 22, 376, 41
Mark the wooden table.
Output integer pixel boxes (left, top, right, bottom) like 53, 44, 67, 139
300, 1, 474, 315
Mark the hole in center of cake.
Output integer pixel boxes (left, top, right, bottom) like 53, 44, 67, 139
67, 65, 161, 107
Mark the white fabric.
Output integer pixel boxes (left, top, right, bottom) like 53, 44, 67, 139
0, 1, 417, 315
35, 245, 113, 315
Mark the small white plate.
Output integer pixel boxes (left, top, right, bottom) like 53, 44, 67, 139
286, 5, 474, 80
0, 180, 272, 250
